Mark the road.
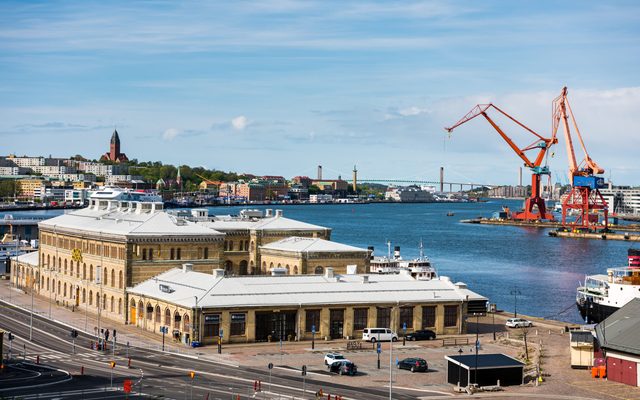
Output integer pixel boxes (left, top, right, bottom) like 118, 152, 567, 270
0, 298, 423, 400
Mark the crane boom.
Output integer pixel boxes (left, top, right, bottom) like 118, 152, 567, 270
445, 101, 557, 221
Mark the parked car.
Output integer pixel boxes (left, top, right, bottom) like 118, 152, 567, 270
324, 353, 348, 365
328, 360, 358, 375
362, 328, 398, 342
397, 357, 428, 373
405, 329, 436, 341
505, 318, 533, 328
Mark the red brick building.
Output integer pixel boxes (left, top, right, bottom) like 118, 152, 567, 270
101, 129, 129, 163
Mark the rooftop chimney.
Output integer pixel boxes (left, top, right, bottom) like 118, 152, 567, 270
275, 209, 283, 217
182, 263, 193, 273
213, 269, 225, 278
324, 267, 334, 279
265, 209, 273, 217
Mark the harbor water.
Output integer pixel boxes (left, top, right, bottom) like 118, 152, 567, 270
4, 199, 633, 323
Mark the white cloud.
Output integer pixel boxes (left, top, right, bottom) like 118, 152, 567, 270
231, 116, 249, 131
162, 128, 181, 140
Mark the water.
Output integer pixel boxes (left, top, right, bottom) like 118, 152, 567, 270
4, 200, 632, 323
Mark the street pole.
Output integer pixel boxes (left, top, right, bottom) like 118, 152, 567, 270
389, 337, 393, 400
510, 287, 521, 318
457, 348, 463, 387
474, 314, 479, 385
377, 331, 381, 369
48, 266, 52, 319
85, 280, 88, 333
492, 306, 496, 341
29, 278, 34, 341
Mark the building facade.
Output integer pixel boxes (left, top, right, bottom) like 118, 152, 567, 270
127, 266, 487, 345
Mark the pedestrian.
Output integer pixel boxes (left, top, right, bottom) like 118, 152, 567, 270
105, 329, 110, 342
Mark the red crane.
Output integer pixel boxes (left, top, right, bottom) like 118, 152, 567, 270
552, 87, 608, 231
445, 103, 557, 221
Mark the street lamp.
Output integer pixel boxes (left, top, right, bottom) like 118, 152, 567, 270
510, 287, 521, 318
457, 348, 463, 387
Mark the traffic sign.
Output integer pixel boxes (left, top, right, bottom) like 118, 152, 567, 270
402, 322, 407, 331
311, 324, 316, 334
268, 362, 273, 370
376, 343, 381, 354
219, 329, 224, 338
475, 340, 480, 350
301, 365, 307, 376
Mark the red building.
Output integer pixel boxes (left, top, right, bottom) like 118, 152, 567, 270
101, 129, 129, 162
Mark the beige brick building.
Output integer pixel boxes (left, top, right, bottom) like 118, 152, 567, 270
127, 266, 487, 345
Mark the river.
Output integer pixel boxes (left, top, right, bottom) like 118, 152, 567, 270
4, 199, 632, 323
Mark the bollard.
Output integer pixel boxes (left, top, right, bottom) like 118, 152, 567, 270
548, 330, 551, 335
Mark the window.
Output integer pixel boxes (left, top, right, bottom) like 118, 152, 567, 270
170, 248, 175, 260
444, 305, 458, 327
142, 249, 147, 260
148, 249, 153, 261
314, 266, 324, 274
119, 271, 123, 289
376, 307, 391, 328
203, 247, 208, 259
110, 270, 115, 287
204, 314, 220, 337
400, 306, 413, 330
83, 264, 86, 279
305, 310, 321, 332
90, 265, 94, 281
155, 305, 160, 322
230, 313, 246, 336
176, 248, 181, 260
165, 308, 171, 326
422, 306, 436, 328
353, 308, 368, 331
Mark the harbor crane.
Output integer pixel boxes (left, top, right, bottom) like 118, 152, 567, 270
445, 103, 557, 221
552, 86, 608, 231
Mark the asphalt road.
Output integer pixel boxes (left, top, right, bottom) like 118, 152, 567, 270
0, 299, 423, 400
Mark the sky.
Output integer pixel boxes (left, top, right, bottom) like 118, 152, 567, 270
1, 1, 639, 185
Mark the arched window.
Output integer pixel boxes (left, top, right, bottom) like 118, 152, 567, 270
82, 288, 86, 303
293, 265, 298, 275
83, 263, 86, 279
89, 265, 94, 281
146, 302, 153, 321
58, 257, 61, 272
285, 265, 290, 274
89, 290, 93, 305
103, 267, 108, 286
110, 296, 114, 312
183, 314, 190, 332
53, 256, 56, 268
64, 259, 67, 275
47, 277, 50, 291
174, 311, 182, 329
103, 294, 107, 310
96, 292, 100, 308
138, 300, 144, 320
165, 308, 171, 326
118, 298, 122, 314
155, 305, 160, 322
110, 269, 115, 288
63, 282, 67, 297
239, 260, 248, 275
57, 280, 61, 294
224, 260, 233, 274
119, 271, 123, 289
76, 261, 80, 277
314, 266, 324, 274
47, 254, 50, 267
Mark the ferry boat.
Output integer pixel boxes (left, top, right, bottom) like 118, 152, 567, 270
369, 242, 437, 280
576, 248, 640, 323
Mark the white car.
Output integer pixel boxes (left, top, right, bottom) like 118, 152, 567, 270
505, 318, 533, 328
324, 353, 348, 366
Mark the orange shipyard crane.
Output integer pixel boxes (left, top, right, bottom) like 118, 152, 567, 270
445, 103, 557, 221
552, 87, 608, 231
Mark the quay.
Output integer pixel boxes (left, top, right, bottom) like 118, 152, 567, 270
462, 218, 640, 238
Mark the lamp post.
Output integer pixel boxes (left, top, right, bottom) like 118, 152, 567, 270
389, 334, 393, 400
510, 287, 521, 318
474, 313, 480, 385
457, 348, 463, 387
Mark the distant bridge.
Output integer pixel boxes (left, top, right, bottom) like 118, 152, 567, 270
345, 179, 496, 192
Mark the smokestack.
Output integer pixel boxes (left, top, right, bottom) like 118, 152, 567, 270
440, 167, 444, 192
519, 167, 522, 186
394, 246, 401, 259
353, 165, 358, 192
317, 165, 323, 180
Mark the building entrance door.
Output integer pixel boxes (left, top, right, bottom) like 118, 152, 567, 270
255, 311, 297, 342
330, 309, 344, 339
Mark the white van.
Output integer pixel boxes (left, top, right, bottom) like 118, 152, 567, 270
362, 328, 398, 342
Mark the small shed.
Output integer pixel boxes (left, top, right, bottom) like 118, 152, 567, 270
570, 330, 595, 368
445, 354, 524, 387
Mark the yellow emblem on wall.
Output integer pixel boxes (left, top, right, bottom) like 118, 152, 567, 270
71, 248, 83, 262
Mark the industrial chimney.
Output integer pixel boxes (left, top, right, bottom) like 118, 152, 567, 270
317, 165, 323, 180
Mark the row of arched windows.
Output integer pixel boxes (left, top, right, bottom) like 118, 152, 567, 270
131, 299, 191, 332
41, 254, 123, 288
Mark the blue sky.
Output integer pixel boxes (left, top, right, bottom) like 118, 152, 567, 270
1, 1, 639, 185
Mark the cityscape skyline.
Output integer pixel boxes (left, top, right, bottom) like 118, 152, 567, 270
1, 1, 639, 185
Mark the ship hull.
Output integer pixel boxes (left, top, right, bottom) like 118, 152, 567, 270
576, 300, 619, 323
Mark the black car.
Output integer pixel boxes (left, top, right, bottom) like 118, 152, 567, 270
397, 357, 428, 373
405, 329, 436, 341
329, 361, 358, 376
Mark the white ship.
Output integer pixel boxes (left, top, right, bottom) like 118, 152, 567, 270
576, 248, 640, 323
369, 241, 437, 280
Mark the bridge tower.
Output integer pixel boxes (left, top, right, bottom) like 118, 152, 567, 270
440, 167, 444, 192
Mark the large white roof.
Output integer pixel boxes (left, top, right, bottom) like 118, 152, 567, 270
11, 250, 39, 266
128, 267, 487, 309
200, 215, 329, 233
39, 208, 224, 238
260, 237, 366, 253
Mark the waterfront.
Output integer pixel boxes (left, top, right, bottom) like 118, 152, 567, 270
3, 199, 633, 324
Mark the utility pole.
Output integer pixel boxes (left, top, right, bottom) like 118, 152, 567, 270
389, 336, 393, 400
474, 314, 480, 385
510, 287, 522, 318
29, 270, 34, 341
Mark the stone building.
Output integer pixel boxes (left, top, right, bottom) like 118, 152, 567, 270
259, 236, 368, 275
127, 266, 487, 345
31, 189, 224, 325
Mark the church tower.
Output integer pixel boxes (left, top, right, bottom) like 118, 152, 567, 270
110, 129, 121, 161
